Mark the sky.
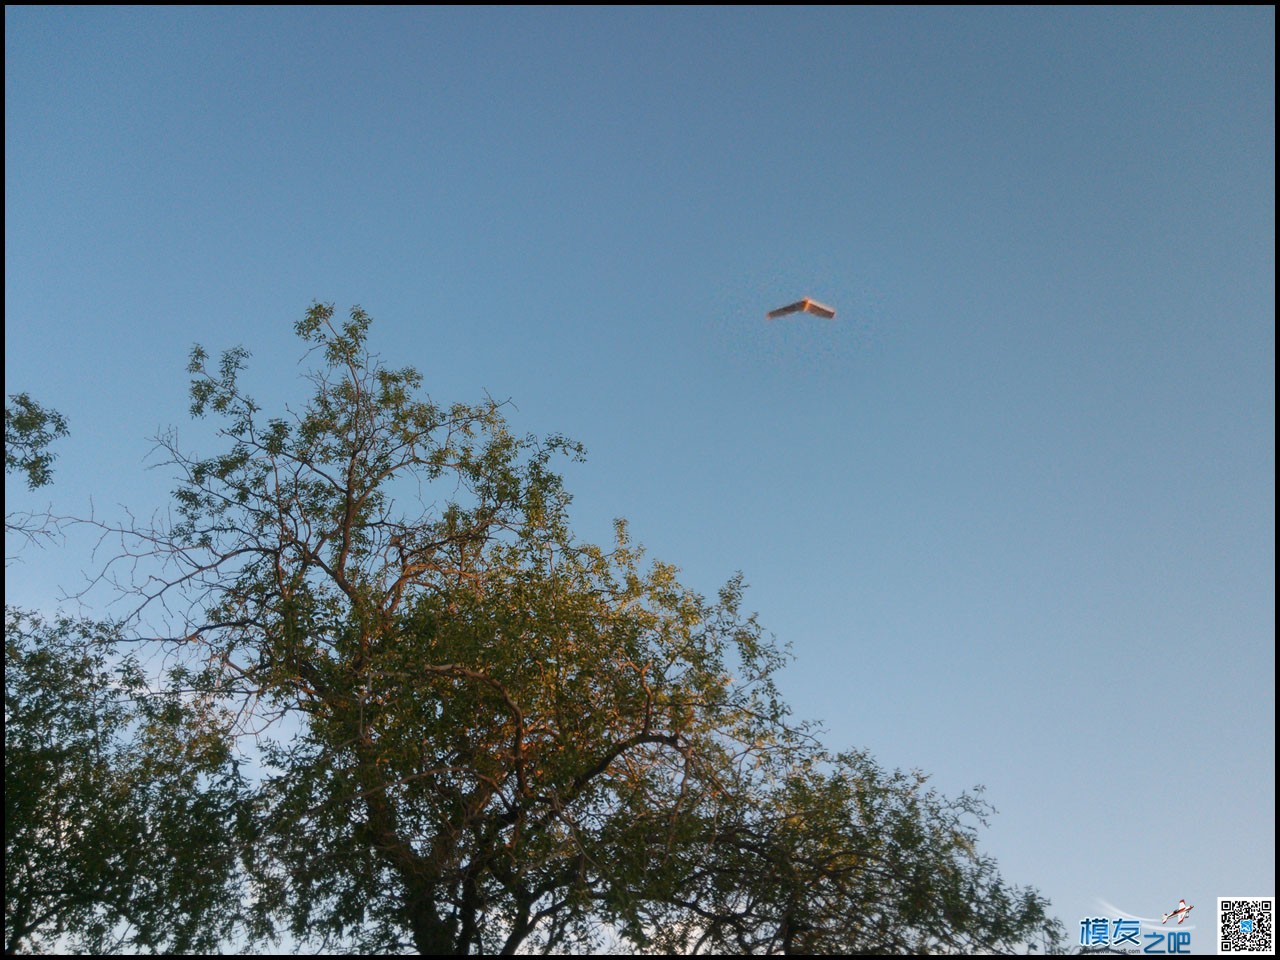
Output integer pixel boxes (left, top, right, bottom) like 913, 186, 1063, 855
5, 6, 1274, 950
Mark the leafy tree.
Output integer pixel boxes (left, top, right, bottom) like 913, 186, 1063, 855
93, 302, 1062, 954
5, 393, 69, 548
5, 394, 250, 955
5, 393, 68, 491
637, 749, 1062, 955
4, 610, 249, 954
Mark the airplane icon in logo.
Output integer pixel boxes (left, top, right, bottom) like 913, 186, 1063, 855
1162, 899, 1194, 924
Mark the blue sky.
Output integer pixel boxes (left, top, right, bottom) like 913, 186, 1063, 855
6, 6, 1274, 946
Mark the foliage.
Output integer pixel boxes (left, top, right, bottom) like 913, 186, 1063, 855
5, 393, 69, 548
4, 397, 250, 954
5, 393, 68, 492
87, 302, 1063, 954
638, 749, 1062, 954
4, 610, 250, 954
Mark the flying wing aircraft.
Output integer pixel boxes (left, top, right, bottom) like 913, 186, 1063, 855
1162, 900, 1194, 924
766, 297, 836, 320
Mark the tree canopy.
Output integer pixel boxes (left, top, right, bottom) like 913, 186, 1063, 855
4, 612, 248, 954
5, 393, 68, 492
6, 303, 1064, 954
5, 393, 70, 549
6, 393, 248, 955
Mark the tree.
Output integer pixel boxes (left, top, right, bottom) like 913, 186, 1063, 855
5, 396, 250, 955
5, 393, 68, 492
4, 611, 249, 954
636, 750, 1062, 954
5, 393, 69, 548
93, 302, 1062, 954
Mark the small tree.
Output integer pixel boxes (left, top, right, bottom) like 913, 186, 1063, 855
93, 302, 1061, 954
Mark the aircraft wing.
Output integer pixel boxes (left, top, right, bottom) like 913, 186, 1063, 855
766, 300, 806, 320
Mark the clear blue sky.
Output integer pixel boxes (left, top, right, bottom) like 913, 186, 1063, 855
6, 6, 1274, 946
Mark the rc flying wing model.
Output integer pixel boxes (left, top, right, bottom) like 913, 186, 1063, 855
766, 297, 836, 320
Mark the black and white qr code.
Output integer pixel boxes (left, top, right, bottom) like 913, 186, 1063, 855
1218, 898, 1274, 954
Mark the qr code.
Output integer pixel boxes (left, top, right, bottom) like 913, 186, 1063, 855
1218, 898, 1274, 954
